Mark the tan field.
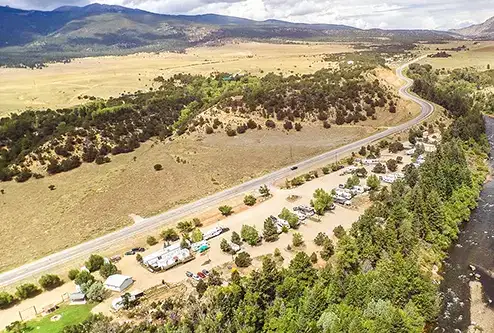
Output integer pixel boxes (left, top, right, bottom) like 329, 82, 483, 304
417, 41, 494, 69
0, 42, 354, 115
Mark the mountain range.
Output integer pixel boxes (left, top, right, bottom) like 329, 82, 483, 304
450, 16, 494, 39
0, 3, 491, 66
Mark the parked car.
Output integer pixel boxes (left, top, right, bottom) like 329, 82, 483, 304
132, 247, 145, 252
202, 269, 210, 276
186, 271, 194, 278
338, 184, 345, 189
125, 250, 135, 256
110, 255, 122, 263
344, 200, 352, 207
197, 272, 206, 279
192, 274, 201, 281
329, 203, 336, 210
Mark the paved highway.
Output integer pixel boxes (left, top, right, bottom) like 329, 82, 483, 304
0, 55, 433, 288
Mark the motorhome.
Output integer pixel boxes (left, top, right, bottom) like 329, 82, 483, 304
334, 189, 353, 200
381, 174, 397, 184
203, 226, 225, 240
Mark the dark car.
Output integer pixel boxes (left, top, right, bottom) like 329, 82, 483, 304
290, 166, 298, 171
125, 250, 135, 256
202, 269, 210, 276
132, 247, 145, 252
186, 271, 194, 278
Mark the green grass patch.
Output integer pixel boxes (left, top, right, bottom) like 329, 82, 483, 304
23, 303, 94, 333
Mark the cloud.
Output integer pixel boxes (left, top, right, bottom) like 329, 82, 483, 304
1, 0, 493, 30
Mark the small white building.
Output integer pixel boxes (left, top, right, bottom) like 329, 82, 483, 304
104, 274, 134, 292
69, 292, 86, 305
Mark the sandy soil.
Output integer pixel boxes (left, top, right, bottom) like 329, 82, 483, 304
0, 42, 354, 115
468, 281, 494, 333
0, 148, 412, 329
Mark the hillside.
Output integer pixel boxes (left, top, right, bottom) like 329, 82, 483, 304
0, 4, 457, 67
450, 16, 494, 39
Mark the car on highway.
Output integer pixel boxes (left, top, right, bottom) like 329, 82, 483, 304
290, 166, 298, 171
197, 272, 206, 279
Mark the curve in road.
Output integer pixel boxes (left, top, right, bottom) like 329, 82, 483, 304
0, 55, 434, 288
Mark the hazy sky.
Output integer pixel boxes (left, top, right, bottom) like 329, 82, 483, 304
2, 0, 493, 30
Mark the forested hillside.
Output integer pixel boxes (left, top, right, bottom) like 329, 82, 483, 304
0, 56, 397, 182
57, 64, 490, 332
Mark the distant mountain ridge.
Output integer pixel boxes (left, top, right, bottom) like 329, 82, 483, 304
0, 3, 460, 66
450, 16, 494, 39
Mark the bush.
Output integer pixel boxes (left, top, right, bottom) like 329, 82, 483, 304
322, 167, 330, 174
320, 239, 335, 261
154, 164, 163, 171
226, 128, 237, 137
259, 185, 271, 197
386, 159, 398, 172
396, 156, 403, 164
243, 194, 256, 206
15, 284, 41, 300
86, 281, 107, 302
205, 126, 214, 134
263, 218, 279, 242
85, 254, 104, 272
0, 292, 15, 309
279, 207, 299, 229
99, 263, 118, 279
323, 121, 331, 128
235, 252, 252, 267
220, 239, 232, 253
147, 236, 158, 246
241, 225, 260, 246
75, 271, 95, 286
177, 221, 194, 233
193, 218, 202, 227
265, 119, 276, 128
388, 141, 404, 153
191, 228, 204, 243
95, 155, 111, 165
39, 274, 63, 290
295, 123, 302, 131
161, 228, 179, 241
372, 163, 386, 174
310, 252, 318, 263
314, 232, 330, 246
68, 269, 80, 281
231, 231, 242, 245
367, 174, 381, 191
345, 175, 360, 188
292, 233, 304, 247
219, 205, 233, 216
333, 225, 346, 239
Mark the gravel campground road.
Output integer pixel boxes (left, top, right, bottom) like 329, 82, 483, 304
0, 55, 433, 288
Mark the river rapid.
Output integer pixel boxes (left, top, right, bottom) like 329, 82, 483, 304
435, 116, 494, 332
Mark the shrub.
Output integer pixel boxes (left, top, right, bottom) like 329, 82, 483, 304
95, 155, 111, 165
367, 174, 381, 191
263, 218, 279, 242
241, 225, 260, 246
85, 254, 104, 272
295, 123, 302, 131
0, 292, 15, 309
39, 274, 63, 290
333, 225, 346, 239
147, 236, 158, 246
136, 254, 143, 263
220, 239, 232, 253
231, 231, 242, 246
259, 185, 271, 197
322, 167, 330, 174
86, 281, 107, 302
279, 207, 299, 229
243, 194, 257, 206
314, 232, 330, 246
323, 121, 331, 129
99, 263, 118, 279
310, 252, 318, 263
265, 119, 276, 128
247, 119, 257, 129
191, 228, 204, 243
372, 163, 386, 174
386, 159, 398, 172
177, 220, 194, 233
226, 128, 237, 136
68, 269, 80, 281
15, 284, 41, 300
292, 233, 304, 247
396, 156, 403, 164
196, 279, 208, 297
320, 239, 335, 261
205, 126, 214, 134
193, 218, 202, 227
219, 205, 233, 216
161, 228, 179, 241
283, 120, 293, 130
235, 252, 252, 267
180, 238, 190, 249
154, 164, 163, 171
345, 175, 360, 188
75, 271, 95, 286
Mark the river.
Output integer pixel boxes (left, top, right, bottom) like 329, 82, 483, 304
435, 116, 494, 332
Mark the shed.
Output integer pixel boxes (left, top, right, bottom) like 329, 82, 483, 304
104, 274, 134, 292
69, 292, 86, 305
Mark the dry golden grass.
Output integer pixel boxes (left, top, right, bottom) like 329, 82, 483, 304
0, 42, 354, 115
0, 124, 380, 272
416, 41, 494, 69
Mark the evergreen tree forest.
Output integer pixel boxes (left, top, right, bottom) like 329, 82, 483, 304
0, 63, 395, 182
59, 64, 490, 332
